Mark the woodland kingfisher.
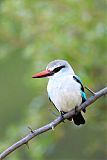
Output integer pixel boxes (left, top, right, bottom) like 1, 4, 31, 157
32, 60, 87, 125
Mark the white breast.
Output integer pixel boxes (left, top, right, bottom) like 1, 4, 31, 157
47, 75, 82, 112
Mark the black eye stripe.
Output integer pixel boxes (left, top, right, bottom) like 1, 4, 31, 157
53, 65, 65, 73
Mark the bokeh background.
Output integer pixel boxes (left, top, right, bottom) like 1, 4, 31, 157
0, 0, 107, 160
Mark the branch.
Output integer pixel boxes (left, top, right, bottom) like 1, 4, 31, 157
0, 87, 107, 160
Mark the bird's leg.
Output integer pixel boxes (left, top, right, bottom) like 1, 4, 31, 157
75, 106, 79, 115
61, 111, 64, 118
60, 111, 65, 123
85, 86, 95, 95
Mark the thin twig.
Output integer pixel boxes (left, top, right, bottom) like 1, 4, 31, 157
85, 86, 95, 95
0, 87, 107, 160
28, 126, 34, 133
48, 108, 58, 117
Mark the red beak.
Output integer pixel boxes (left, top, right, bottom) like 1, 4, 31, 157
32, 70, 53, 78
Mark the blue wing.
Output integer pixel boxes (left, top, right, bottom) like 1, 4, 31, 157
73, 75, 87, 104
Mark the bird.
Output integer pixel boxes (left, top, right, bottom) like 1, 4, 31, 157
32, 60, 87, 125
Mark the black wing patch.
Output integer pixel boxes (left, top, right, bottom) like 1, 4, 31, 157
73, 75, 84, 92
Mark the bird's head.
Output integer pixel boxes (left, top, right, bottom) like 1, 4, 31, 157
32, 60, 75, 79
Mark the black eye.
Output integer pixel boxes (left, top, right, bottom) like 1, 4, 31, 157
53, 65, 65, 73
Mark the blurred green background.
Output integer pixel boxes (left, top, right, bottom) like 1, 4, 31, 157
0, 0, 107, 160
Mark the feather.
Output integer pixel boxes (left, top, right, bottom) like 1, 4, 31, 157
73, 75, 87, 112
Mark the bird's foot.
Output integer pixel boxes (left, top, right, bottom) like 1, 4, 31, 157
61, 111, 65, 123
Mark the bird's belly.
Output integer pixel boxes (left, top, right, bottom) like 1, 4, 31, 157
53, 90, 82, 112
47, 79, 82, 112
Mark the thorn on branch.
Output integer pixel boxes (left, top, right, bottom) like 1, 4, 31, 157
85, 86, 95, 95
50, 123, 55, 130
28, 126, 34, 134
